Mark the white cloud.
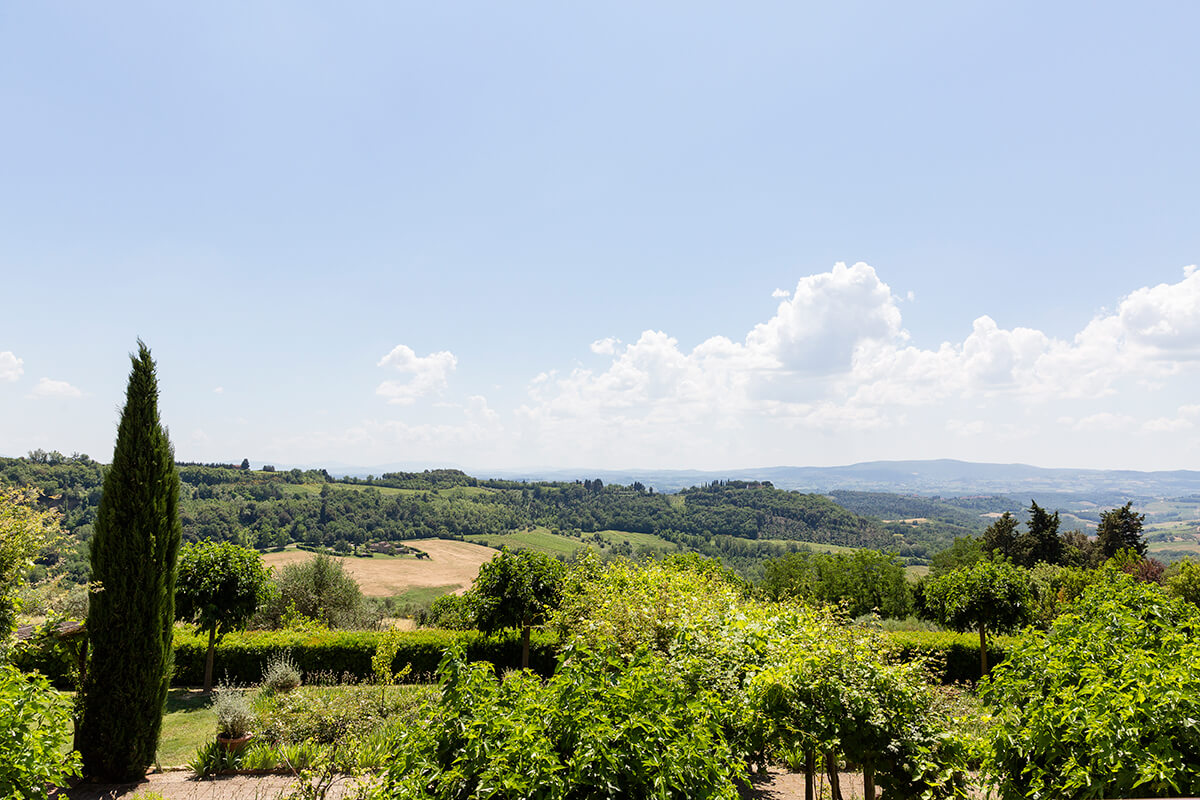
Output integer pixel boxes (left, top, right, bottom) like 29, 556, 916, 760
28, 378, 82, 398
771, 288, 791, 299
0, 351, 23, 382
508, 262, 1200, 468
213, 386, 224, 394
590, 337, 620, 356
376, 344, 457, 405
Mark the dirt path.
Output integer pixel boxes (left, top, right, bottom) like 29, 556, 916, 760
61, 767, 987, 800
59, 770, 363, 800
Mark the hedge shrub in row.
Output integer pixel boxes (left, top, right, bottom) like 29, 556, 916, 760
15, 626, 558, 688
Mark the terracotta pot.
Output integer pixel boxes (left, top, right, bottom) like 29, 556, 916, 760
216, 732, 254, 752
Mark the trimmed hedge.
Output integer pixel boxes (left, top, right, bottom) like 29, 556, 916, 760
172, 627, 558, 686
884, 630, 1012, 683
15, 627, 557, 688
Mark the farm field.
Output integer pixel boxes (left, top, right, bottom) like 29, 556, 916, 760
261, 539, 497, 596
464, 527, 585, 556
593, 529, 679, 552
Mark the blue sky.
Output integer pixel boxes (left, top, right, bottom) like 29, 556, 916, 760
3, 2, 1199, 473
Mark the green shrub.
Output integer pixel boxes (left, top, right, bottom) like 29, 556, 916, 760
261, 652, 302, 694
171, 626, 557, 685
255, 683, 436, 745
212, 684, 255, 738
0, 664, 81, 799
982, 569, 1200, 798
377, 644, 744, 800
884, 630, 1012, 683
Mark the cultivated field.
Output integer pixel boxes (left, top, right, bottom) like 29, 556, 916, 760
261, 539, 498, 596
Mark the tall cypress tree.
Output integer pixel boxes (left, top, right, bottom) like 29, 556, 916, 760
77, 342, 182, 780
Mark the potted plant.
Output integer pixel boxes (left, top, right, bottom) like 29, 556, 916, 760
212, 685, 255, 752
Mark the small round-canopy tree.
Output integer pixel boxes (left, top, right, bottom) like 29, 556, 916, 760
471, 548, 566, 669
921, 559, 1031, 675
176, 540, 274, 692
77, 341, 183, 781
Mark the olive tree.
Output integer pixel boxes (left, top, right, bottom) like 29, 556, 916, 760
471, 548, 566, 669
176, 540, 274, 692
921, 559, 1031, 675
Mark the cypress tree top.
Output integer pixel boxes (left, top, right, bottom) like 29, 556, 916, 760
78, 341, 183, 781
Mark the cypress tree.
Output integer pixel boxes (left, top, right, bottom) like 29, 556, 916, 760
77, 342, 182, 780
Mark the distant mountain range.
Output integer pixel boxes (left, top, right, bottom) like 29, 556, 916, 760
271, 458, 1200, 500
472, 460, 1200, 499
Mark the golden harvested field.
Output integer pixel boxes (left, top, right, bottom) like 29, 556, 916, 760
261, 539, 498, 597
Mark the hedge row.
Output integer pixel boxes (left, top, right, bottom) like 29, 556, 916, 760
16, 626, 558, 688
16, 625, 1010, 688
884, 630, 1013, 683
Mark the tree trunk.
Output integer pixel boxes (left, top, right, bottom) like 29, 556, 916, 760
521, 625, 531, 670
863, 764, 875, 800
204, 626, 217, 693
804, 750, 815, 800
979, 622, 989, 676
826, 752, 843, 800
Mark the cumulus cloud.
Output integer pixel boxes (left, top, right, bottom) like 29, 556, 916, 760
376, 344, 457, 405
590, 337, 620, 356
0, 351, 22, 382
512, 262, 1200, 466
28, 378, 82, 398
771, 288, 791, 299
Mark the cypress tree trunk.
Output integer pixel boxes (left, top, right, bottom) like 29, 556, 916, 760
77, 342, 182, 781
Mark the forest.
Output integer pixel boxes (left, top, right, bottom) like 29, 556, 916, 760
2, 452, 987, 583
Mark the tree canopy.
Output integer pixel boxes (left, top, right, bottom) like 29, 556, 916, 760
471, 548, 567, 668
921, 558, 1032, 674
176, 540, 274, 691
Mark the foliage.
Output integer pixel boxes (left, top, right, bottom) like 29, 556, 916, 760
255, 683, 435, 746
418, 592, 474, 630
981, 570, 1200, 798
0, 486, 63, 654
885, 630, 1013, 684
928, 535, 984, 577
0, 663, 81, 799
470, 547, 566, 667
171, 626, 558, 685
1165, 557, 1200, 608
748, 618, 969, 798
261, 651, 302, 694
1021, 500, 1062, 566
212, 684, 255, 738
375, 644, 744, 800
1108, 547, 1166, 584
552, 554, 741, 656
176, 539, 275, 691
920, 559, 1032, 673
78, 341, 183, 781
1026, 563, 1093, 627
1096, 500, 1147, 558
372, 628, 413, 713
981, 512, 1020, 562
759, 548, 912, 618
262, 553, 373, 629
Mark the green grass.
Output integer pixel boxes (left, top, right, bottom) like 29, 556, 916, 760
593, 529, 679, 552
390, 583, 460, 605
156, 684, 439, 770
464, 528, 585, 556
158, 689, 218, 767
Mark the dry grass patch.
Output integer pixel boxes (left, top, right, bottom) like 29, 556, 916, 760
261, 540, 497, 597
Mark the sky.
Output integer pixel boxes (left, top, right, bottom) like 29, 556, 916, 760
2, 2, 1199, 474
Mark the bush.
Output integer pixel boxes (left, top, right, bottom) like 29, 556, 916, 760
0, 663, 81, 799
982, 569, 1200, 798
212, 685, 255, 738
171, 627, 558, 686
258, 553, 378, 630
261, 652, 301, 694
377, 644, 745, 800
885, 630, 1012, 684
